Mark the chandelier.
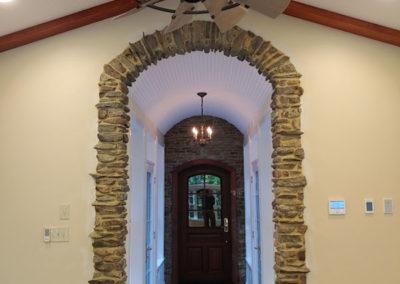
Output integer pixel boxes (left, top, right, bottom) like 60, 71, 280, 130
192, 92, 213, 146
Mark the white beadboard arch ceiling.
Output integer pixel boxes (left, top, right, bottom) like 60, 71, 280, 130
129, 51, 274, 135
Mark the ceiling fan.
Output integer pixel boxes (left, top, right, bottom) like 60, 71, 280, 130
115, 0, 291, 33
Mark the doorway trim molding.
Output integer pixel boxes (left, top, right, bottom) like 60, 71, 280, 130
171, 159, 238, 284
91, 20, 308, 284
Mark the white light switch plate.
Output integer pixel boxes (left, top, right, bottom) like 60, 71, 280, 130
50, 227, 70, 242
59, 204, 70, 220
384, 198, 393, 214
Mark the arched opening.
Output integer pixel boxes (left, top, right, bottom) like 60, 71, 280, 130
128, 50, 273, 283
92, 21, 308, 284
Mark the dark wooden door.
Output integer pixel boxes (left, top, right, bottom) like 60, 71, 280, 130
178, 165, 232, 284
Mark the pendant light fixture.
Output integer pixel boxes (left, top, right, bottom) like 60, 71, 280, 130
192, 92, 213, 146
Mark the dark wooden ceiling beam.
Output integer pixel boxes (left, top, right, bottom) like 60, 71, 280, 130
0, 0, 137, 53
284, 1, 400, 47
0, 0, 398, 53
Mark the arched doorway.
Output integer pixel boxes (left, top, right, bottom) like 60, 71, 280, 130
91, 21, 308, 284
172, 160, 238, 284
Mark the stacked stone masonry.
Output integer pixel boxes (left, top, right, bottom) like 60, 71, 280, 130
92, 20, 308, 284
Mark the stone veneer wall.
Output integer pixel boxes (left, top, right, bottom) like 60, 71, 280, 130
91, 20, 308, 284
164, 116, 245, 284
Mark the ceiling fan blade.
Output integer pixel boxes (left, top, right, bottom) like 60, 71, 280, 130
203, 0, 227, 17
235, 0, 290, 18
164, 2, 195, 33
113, 8, 141, 20
214, 5, 247, 33
113, 0, 163, 20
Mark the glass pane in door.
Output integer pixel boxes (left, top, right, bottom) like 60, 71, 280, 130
188, 174, 222, 228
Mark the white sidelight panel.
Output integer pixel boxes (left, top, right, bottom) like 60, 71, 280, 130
257, 117, 274, 284
128, 118, 147, 284
128, 115, 165, 284
145, 170, 154, 284
244, 143, 253, 270
244, 116, 274, 284
156, 144, 165, 269
251, 165, 262, 284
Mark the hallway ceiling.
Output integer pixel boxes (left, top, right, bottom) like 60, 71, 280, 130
0, 0, 399, 36
130, 51, 273, 134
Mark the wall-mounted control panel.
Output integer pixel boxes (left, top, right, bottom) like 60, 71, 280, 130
328, 199, 346, 215
327, 198, 394, 216
364, 199, 374, 214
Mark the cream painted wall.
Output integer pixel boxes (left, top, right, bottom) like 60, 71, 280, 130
239, 15, 400, 284
0, 5, 399, 284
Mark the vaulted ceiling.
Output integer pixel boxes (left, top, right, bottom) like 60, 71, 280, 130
130, 51, 273, 134
297, 0, 400, 30
0, 0, 399, 37
0, 0, 111, 36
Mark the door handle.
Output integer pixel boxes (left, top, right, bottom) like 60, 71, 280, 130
223, 217, 229, 233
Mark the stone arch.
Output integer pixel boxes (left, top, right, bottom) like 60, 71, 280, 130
91, 20, 308, 284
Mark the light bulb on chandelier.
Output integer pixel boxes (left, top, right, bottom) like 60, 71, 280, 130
192, 92, 213, 146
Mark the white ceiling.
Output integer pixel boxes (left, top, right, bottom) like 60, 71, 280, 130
0, 0, 399, 36
297, 0, 400, 29
0, 0, 111, 36
130, 51, 273, 134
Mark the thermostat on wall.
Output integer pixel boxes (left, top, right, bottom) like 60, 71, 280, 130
329, 199, 346, 215
364, 199, 374, 214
